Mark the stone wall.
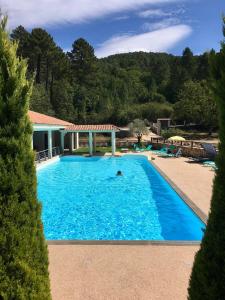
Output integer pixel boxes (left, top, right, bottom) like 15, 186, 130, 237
151, 142, 206, 158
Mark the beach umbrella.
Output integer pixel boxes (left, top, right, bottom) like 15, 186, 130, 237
168, 136, 186, 141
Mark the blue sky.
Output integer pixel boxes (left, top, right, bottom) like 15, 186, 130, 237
2, 0, 225, 57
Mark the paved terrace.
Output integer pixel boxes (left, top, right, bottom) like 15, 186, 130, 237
48, 154, 214, 300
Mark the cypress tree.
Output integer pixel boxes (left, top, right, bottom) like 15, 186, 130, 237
188, 17, 225, 299
0, 17, 51, 299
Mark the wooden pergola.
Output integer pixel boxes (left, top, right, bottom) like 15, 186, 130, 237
61, 124, 120, 156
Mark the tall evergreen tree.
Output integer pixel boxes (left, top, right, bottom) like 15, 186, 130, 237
181, 47, 196, 81
68, 38, 99, 122
29, 28, 56, 84
30, 84, 55, 116
0, 17, 51, 298
167, 56, 183, 102
188, 17, 225, 299
49, 46, 71, 104
51, 79, 76, 122
68, 38, 97, 85
10, 26, 31, 60
196, 52, 211, 81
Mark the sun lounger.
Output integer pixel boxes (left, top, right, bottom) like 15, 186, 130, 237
145, 145, 153, 151
203, 160, 218, 170
133, 143, 152, 152
152, 144, 178, 156
134, 146, 145, 152
159, 147, 182, 158
151, 145, 168, 155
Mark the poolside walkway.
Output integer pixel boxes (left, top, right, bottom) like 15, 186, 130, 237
150, 155, 214, 216
48, 153, 215, 300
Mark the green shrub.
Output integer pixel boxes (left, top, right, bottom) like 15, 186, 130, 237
141, 102, 173, 122
188, 17, 225, 299
161, 128, 185, 139
0, 17, 51, 299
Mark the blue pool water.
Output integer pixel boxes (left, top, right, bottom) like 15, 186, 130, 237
37, 155, 205, 240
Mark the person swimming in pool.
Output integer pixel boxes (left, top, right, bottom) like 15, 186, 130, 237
116, 170, 123, 176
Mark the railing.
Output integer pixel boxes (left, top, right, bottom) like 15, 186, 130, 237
35, 146, 60, 164
52, 146, 60, 157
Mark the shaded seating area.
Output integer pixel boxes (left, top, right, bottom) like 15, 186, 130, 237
62, 124, 120, 156
159, 147, 182, 158
29, 110, 120, 161
151, 144, 182, 158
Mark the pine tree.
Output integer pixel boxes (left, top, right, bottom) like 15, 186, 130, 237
196, 52, 211, 81
51, 79, 76, 122
188, 17, 225, 299
0, 17, 51, 299
30, 84, 55, 116
181, 47, 196, 80
29, 28, 56, 84
68, 38, 97, 85
10, 25, 31, 59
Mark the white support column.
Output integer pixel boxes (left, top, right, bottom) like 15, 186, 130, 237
111, 131, 116, 156
93, 133, 96, 153
89, 132, 93, 156
48, 130, 53, 158
31, 133, 34, 150
69, 132, 74, 153
75, 132, 79, 149
60, 131, 65, 154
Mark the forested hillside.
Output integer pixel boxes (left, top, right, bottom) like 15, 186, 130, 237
10, 26, 217, 128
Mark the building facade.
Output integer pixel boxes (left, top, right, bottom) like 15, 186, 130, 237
29, 110, 119, 160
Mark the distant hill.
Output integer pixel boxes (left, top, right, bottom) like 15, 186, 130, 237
11, 26, 211, 126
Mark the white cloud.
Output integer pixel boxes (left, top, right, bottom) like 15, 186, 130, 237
114, 15, 130, 21
96, 24, 192, 58
138, 9, 172, 18
138, 6, 186, 19
1, 0, 184, 28
142, 17, 180, 31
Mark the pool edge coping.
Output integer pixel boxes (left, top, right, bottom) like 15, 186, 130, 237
47, 240, 201, 245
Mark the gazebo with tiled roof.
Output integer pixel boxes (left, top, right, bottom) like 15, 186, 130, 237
29, 110, 120, 157
62, 124, 120, 156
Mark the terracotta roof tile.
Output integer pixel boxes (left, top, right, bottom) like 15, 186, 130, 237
29, 110, 119, 131
65, 124, 120, 132
28, 110, 73, 126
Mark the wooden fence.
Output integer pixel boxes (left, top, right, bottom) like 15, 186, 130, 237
150, 137, 218, 158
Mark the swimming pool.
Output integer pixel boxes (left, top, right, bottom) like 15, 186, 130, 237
37, 155, 205, 240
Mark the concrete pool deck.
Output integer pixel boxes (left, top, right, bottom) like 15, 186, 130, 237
48, 153, 215, 300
